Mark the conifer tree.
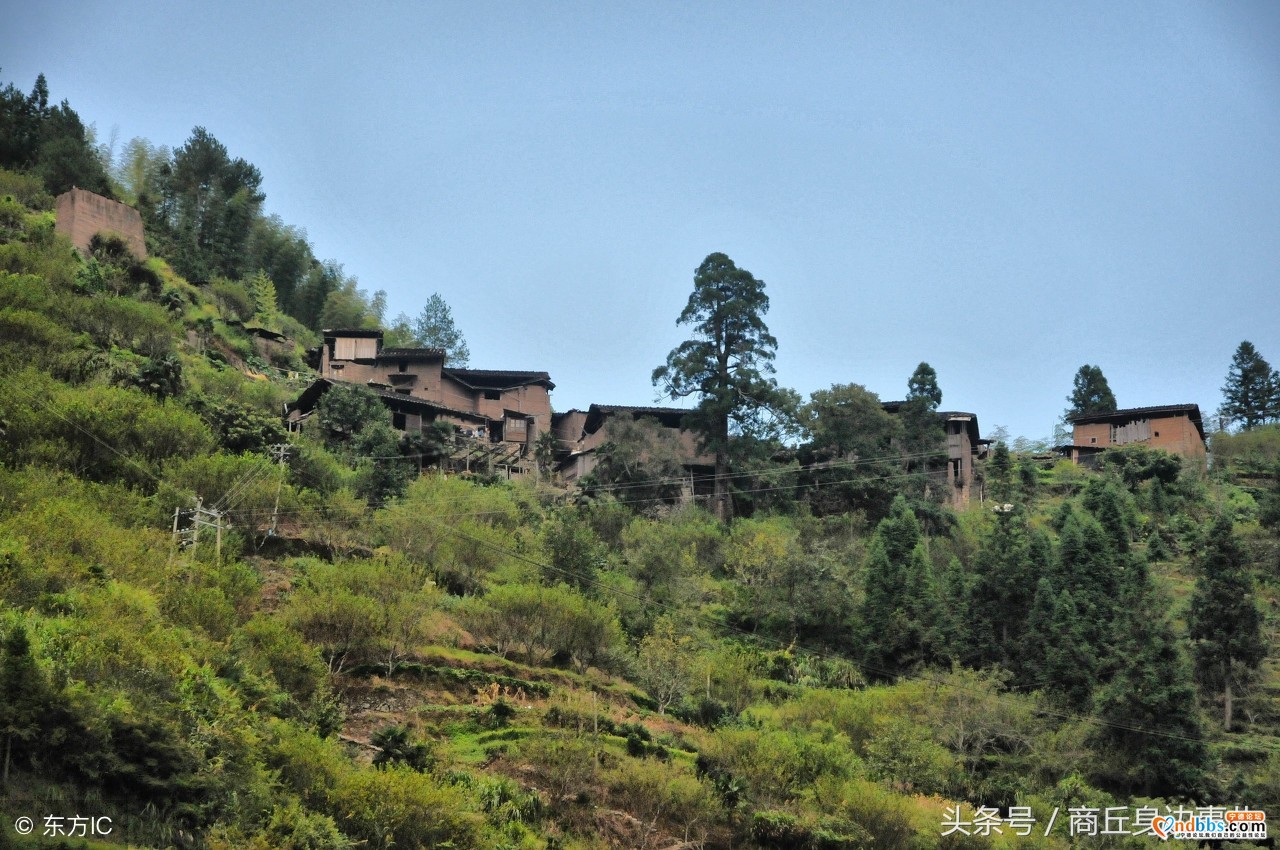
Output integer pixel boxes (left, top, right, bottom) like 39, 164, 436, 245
1220, 341, 1278, 430
653, 253, 790, 520
246, 270, 280, 324
1080, 478, 1133, 555
965, 507, 1043, 671
1065, 364, 1117, 418
1026, 579, 1096, 710
988, 442, 1014, 504
860, 499, 947, 676
900, 363, 946, 490
1091, 593, 1208, 798
1188, 516, 1265, 729
1055, 512, 1121, 664
413, 293, 470, 366
0, 624, 49, 785
906, 362, 942, 409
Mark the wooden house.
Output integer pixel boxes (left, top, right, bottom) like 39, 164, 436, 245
552, 404, 714, 494
288, 329, 554, 476
1064, 404, 1206, 467
880, 403, 990, 505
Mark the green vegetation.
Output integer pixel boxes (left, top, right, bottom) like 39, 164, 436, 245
653, 252, 798, 520
1220, 340, 1279, 431
3, 73, 1280, 850
1065, 363, 1117, 418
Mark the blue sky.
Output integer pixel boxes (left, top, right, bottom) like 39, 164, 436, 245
6, 2, 1279, 441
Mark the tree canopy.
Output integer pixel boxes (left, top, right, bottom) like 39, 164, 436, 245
1220, 340, 1278, 431
1065, 364, 1117, 418
906, 362, 941, 410
0, 74, 113, 196
412, 293, 470, 366
652, 253, 792, 519
1188, 516, 1265, 728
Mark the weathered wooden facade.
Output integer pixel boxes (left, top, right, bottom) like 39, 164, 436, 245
1064, 404, 1207, 467
289, 329, 554, 475
881, 403, 990, 506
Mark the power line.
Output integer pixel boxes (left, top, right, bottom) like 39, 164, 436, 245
1, 378, 1220, 746
2, 381, 163, 486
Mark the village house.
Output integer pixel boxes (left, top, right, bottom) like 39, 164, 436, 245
1063, 404, 1207, 467
880, 403, 990, 506
552, 404, 715, 495
288, 329, 554, 475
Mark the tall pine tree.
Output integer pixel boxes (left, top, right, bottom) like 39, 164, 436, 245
1220, 341, 1278, 430
1065, 364, 1117, 418
1188, 516, 1265, 729
1090, 591, 1208, 798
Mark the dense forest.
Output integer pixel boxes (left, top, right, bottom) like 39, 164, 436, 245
3, 73, 1280, 850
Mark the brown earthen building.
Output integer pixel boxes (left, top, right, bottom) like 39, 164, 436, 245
54, 188, 147, 260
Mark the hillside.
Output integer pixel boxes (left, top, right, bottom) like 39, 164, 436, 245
3, 89, 1280, 850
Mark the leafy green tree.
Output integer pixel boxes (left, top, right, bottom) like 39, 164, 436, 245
584, 415, 688, 508
540, 509, 605, 589
1188, 516, 1265, 729
316, 275, 383, 330
1065, 364, 1117, 418
635, 616, 700, 714
412, 293, 470, 365
244, 214, 316, 319
315, 383, 388, 442
113, 136, 171, 206
653, 252, 792, 520
906, 362, 942, 409
351, 422, 414, 504
252, 803, 351, 850
332, 765, 481, 850
196, 398, 289, 454
1221, 341, 1278, 430
799, 383, 902, 519
160, 127, 265, 282
284, 583, 380, 674
723, 517, 849, 643
463, 582, 621, 671
382, 311, 415, 347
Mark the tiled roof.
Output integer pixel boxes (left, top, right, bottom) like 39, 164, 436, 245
378, 347, 445, 361
322, 328, 383, 337
591, 404, 697, 416
288, 378, 485, 423
444, 368, 555, 390
1066, 404, 1202, 424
